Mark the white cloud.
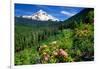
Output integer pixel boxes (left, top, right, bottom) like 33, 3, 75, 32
61, 11, 75, 16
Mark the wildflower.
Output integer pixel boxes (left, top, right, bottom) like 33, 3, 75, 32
58, 49, 68, 58
53, 51, 58, 56
43, 53, 50, 61
43, 52, 47, 55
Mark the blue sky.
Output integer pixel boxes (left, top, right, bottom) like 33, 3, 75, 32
15, 3, 84, 21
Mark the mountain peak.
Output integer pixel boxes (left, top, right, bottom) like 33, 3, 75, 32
38, 9, 46, 13
22, 9, 59, 21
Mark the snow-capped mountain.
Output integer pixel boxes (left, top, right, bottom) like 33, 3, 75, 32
22, 10, 59, 21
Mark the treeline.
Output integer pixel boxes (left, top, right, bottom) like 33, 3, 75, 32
15, 22, 63, 52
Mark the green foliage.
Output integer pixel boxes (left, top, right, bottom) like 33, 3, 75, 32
73, 23, 94, 61
15, 8, 94, 65
15, 48, 40, 65
57, 29, 73, 50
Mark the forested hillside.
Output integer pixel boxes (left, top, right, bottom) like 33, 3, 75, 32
15, 8, 94, 65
